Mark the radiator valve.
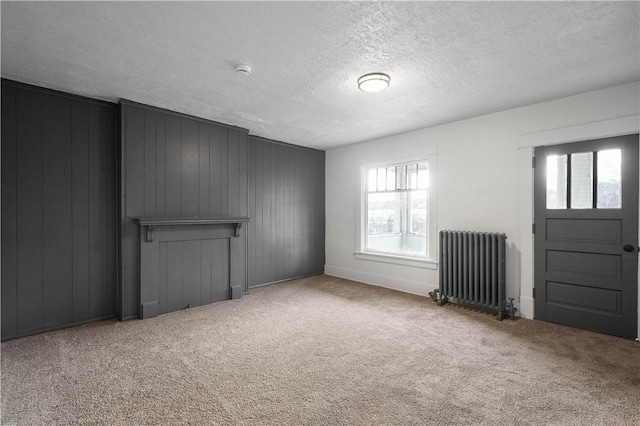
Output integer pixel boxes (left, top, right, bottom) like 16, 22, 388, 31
428, 289, 440, 302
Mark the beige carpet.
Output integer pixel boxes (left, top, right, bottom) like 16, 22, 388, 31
2, 275, 639, 425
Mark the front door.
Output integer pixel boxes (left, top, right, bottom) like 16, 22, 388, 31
534, 134, 638, 339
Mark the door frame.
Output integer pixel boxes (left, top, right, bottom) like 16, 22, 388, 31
518, 115, 640, 339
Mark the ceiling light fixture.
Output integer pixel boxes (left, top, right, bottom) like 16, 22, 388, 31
357, 72, 390, 93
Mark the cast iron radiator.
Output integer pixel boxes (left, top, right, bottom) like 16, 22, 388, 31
430, 230, 515, 320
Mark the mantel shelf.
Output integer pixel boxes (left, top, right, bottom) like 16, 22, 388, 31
135, 217, 250, 226
135, 217, 250, 241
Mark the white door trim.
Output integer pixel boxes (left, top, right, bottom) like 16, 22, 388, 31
517, 115, 640, 339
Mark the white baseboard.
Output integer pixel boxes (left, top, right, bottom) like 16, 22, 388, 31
324, 265, 436, 297
519, 296, 534, 319
325, 264, 532, 318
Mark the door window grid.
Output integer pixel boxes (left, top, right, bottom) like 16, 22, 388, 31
546, 149, 621, 209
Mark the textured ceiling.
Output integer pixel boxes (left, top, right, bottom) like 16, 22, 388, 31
2, 1, 639, 150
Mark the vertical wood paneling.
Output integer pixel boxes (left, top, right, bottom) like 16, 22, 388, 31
159, 242, 168, 314
166, 241, 183, 313
275, 144, 284, 280
144, 110, 157, 217
200, 240, 213, 304
120, 102, 249, 318
252, 141, 263, 285
227, 130, 240, 216
237, 131, 248, 216
209, 125, 229, 217
198, 123, 210, 217
71, 102, 90, 323
181, 118, 199, 216
302, 149, 311, 273
104, 105, 117, 317
16, 88, 44, 332
284, 145, 293, 278
1, 85, 18, 336
156, 114, 167, 216
220, 128, 229, 216
247, 141, 256, 285
293, 148, 303, 274
263, 143, 273, 282
209, 126, 221, 216
247, 137, 325, 288
125, 107, 145, 216
165, 115, 182, 217
2, 80, 117, 340
182, 240, 201, 306
123, 106, 145, 318
42, 95, 73, 327
89, 104, 109, 318
212, 239, 230, 302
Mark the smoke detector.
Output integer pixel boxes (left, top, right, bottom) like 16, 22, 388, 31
235, 64, 252, 76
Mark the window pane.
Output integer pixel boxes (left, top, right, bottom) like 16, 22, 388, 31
597, 149, 621, 208
396, 166, 405, 190
386, 167, 396, 191
367, 192, 399, 236
367, 169, 377, 192
367, 191, 427, 257
570, 152, 593, 209
417, 163, 429, 189
377, 168, 386, 191
407, 164, 417, 189
547, 154, 568, 209
410, 190, 428, 236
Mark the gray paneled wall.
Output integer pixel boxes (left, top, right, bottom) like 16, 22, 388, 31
3, 81, 326, 335
120, 101, 249, 319
1, 80, 117, 340
248, 136, 325, 287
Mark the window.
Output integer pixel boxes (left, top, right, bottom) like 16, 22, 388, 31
546, 149, 622, 209
364, 161, 431, 259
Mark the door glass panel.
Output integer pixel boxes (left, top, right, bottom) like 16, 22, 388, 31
570, 152, 593, 209
547, 154, 568, 209
597, 149, 622, 208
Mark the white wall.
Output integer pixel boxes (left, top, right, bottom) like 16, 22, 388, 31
325, 82, 640, 321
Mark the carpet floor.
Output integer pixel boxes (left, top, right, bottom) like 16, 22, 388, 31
2, 274, 640, 425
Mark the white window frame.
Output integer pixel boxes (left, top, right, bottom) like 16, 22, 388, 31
355, 145, 438, 269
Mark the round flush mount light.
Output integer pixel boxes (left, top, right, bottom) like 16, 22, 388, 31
235, 64, 252, 76
357, 72, 390, 92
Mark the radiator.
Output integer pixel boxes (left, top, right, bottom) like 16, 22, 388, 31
432, 230, 514, 320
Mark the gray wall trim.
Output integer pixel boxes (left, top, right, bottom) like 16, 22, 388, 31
249, 272, 325, 289
1, 78, 115, 108
119, 99, 249, 134
248, 135, 325, 153
0, 314, 119, 342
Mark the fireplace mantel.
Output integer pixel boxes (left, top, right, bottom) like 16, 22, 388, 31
135, 217, 250, 319
136, 217, 250, 242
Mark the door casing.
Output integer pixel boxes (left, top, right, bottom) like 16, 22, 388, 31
517, 115, 640, 339
533, 135, 638, 339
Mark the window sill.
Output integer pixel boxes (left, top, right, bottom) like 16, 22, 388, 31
353, 252, 438, 270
